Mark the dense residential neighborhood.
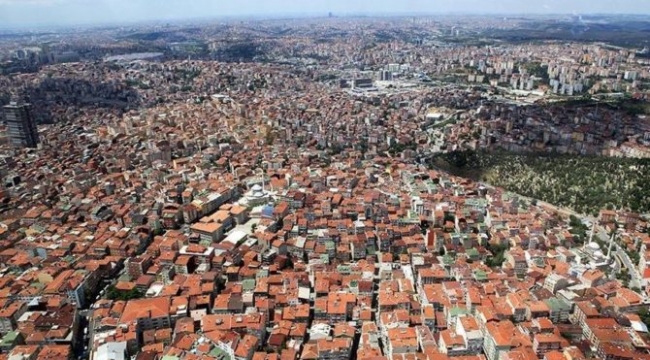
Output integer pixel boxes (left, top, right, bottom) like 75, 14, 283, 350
1, 10, 650, 360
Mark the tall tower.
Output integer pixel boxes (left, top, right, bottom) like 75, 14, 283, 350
3, 97, 39, 148
606, 223, 618, 260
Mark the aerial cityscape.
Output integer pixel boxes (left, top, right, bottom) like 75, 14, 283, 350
1, 1, 650, 360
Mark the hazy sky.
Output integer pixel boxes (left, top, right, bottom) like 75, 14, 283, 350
1, 0, 649, 28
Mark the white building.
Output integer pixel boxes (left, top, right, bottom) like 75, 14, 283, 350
94, 341, 127, 360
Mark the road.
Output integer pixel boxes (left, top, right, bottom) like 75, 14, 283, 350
470, 168, 642, 284
86, 309, 95, 360
595, 229, 642, 289
68, 309, 92, 360
427, 158, 645, 289
614, 244, 642, 289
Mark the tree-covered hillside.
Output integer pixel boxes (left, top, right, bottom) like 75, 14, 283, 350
431, 150, 650, 216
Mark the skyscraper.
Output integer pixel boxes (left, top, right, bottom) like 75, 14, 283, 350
3, 99, 39, 148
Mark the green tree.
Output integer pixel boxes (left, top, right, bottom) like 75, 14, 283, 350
640, 308, 650, 327
106, 285, 144, 301
485, 243, 509, 268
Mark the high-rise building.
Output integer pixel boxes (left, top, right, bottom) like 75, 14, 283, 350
3, 100, 39, 148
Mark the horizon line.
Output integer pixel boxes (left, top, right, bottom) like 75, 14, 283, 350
1, 11, 649, 32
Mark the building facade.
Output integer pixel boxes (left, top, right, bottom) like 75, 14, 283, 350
3, 101, 39, 148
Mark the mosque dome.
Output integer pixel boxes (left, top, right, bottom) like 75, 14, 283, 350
261, 204, 275, 218
588, 242, 600, 250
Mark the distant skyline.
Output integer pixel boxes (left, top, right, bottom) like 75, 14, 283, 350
1, 0, 650, 28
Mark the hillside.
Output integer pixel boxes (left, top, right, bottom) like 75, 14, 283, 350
431, 150, 650, 216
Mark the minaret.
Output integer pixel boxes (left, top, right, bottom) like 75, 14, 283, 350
584, 222, 595, 250
607, 222, 617, 259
